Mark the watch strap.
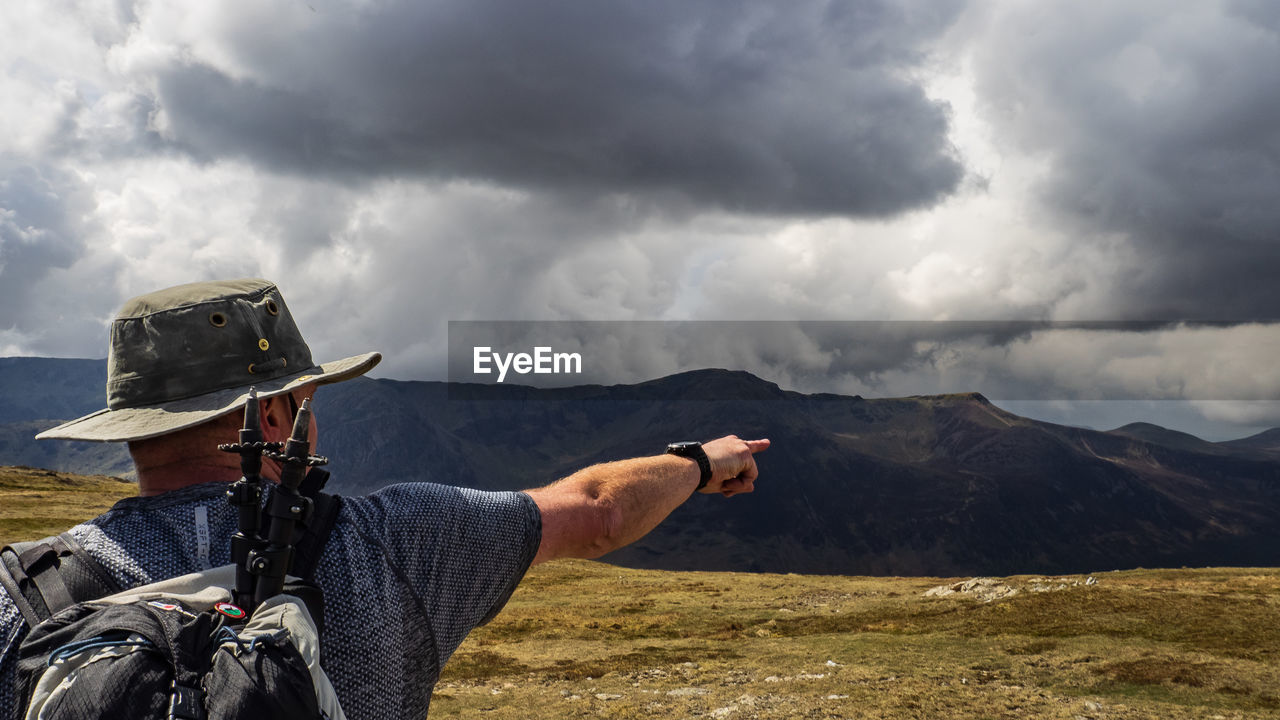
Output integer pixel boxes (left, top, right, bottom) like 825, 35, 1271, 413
667, 442, 712, 490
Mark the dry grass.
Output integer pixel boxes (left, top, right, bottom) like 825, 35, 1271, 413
0, 466, 136, 544
434, 562, 1280, 719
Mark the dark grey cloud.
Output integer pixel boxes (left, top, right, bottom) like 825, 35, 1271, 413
967, 1, 1280, 321
138, 0, 965, 217
0, 164, 87, 329
0, 159, 123, 356
445, 320, 1280, 403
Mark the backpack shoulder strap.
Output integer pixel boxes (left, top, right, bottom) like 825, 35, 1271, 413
0, 532, 122, 629
0, 543, 43, 627
52, 532, 123, 598
290, 491, 341, 581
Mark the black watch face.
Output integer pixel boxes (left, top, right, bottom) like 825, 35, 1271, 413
668, 441, 700, 453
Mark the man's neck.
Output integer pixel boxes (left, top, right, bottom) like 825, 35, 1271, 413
134, 456, 244, 497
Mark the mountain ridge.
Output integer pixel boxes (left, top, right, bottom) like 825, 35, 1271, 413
1219, 426, 1280, 453
2, 358, 1279, 576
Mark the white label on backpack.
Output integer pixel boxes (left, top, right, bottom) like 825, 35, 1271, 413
194, 506, 211, 569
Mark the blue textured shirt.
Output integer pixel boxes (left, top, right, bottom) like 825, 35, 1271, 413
0, 480, 542, 719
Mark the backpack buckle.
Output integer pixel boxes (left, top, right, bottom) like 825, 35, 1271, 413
168, 682, 206, 720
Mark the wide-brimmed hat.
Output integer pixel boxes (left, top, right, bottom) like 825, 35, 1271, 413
37, 278, 381, 443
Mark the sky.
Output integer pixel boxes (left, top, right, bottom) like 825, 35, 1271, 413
2, 0, 1279, 439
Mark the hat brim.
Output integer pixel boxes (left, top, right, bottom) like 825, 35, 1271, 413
36, 352, 381, 443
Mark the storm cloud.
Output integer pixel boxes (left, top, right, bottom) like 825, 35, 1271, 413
448, 320, 1280, 401
125, 0, 966, 216
964, 0, 1280, 320
0, 161, 120, 356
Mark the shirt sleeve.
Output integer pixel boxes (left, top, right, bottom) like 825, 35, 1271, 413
340, 483, 541, 662
1, 604, 25, 720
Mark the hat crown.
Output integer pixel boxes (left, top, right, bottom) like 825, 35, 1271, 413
106, 278, 315, 409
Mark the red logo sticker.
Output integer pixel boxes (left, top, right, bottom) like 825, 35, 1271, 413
214, 602, 246, 619
148, 601, 179, 611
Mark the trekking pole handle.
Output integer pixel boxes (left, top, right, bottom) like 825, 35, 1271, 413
250, 397, 327, 608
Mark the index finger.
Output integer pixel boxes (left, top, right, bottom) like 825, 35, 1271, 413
744, 438, 770, 454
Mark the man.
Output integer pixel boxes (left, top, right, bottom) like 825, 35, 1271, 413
0, 278, 768, 719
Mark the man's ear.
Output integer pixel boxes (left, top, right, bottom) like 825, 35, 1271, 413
259, 394, 293, 443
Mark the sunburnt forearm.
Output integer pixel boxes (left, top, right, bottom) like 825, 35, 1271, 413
526, 435, 769, 564
572, 454, 702, 553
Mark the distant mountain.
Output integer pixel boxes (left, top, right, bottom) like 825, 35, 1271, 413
0, 358, 133, 477
1106, 422, 1242, 456
1219, 427, 1280, 453
312, 371, 1280, 576
0, 420, 134, 479
3, 358, 1279, 576
0, 357, 107, 423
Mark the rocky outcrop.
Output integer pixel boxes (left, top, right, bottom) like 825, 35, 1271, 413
924, 575, 1097, 602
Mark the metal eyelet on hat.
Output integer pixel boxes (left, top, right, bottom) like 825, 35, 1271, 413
209, 312, 228, 328
248, 357, 287, 375
265, 300, 280, 316
258, 338, 270, 351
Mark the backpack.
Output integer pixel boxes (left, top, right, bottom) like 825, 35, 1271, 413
0, 473, 344, 720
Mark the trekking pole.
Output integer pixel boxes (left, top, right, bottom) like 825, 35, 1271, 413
248, 397, 328, 609
219, 388, 279, 609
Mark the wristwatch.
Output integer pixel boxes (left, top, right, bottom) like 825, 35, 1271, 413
666, 441, 712, 490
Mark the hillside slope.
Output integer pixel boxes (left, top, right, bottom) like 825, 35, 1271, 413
0, 466, 137, 542
313, 371, 1280, 576
3, 359, 1279, 576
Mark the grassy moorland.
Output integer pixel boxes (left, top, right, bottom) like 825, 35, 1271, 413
434, 564, 1280, 719
1, 467, 1276, 719
0, 466, 136, 542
